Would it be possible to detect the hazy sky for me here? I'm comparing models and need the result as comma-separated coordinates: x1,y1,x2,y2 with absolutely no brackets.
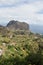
0,0,43,25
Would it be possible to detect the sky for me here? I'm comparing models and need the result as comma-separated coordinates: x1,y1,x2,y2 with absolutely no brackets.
0,0,43,25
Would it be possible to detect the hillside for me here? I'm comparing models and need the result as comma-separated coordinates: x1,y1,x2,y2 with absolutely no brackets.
0,21,43,65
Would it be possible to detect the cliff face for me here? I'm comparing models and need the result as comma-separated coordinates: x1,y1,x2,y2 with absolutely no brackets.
7,20,29,31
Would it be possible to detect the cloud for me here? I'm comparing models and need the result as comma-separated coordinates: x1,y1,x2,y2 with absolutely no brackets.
37,10,43,14
0,0,28,7
0,0,43,25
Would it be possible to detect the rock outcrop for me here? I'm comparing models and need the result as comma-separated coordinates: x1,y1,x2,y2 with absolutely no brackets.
7,20,29,31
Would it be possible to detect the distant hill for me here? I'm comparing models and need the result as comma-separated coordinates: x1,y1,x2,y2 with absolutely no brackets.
0,25,4,27
7,20,29,31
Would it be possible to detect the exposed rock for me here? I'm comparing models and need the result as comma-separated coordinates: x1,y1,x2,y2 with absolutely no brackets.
7,20,29,31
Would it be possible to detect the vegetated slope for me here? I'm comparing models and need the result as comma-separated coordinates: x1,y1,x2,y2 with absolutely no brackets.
0,26,8,34
7,20,29,31
0,29,43,65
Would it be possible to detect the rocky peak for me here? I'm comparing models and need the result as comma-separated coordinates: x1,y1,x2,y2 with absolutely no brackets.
7,20,29,31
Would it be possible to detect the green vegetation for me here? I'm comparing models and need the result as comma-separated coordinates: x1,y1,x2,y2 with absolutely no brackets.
0,30,43,65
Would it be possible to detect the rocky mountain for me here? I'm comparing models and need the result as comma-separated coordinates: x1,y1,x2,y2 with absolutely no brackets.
7,20,29,31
